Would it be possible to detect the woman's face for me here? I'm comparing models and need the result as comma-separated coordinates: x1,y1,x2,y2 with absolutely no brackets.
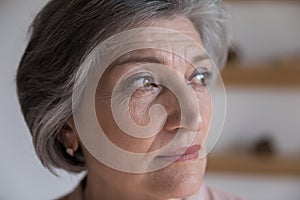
79,16,212,199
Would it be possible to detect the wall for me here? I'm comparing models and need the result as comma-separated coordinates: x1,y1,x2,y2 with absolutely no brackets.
227,1,300,62
214,87,300,156
207,2,300,199
0,1,82,199
0,0,299,199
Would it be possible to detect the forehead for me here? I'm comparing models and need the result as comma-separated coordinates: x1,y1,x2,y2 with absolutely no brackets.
111,48,210,69
97,16,206,68
97,17,210,83
105,16,208,69
147,16,203,45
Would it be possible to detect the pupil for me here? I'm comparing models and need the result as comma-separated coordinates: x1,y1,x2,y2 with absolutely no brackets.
196,74,205,85
143,78,151,87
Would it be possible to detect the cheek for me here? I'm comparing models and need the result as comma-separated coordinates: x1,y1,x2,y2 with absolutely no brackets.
128,95,154,126
196,89,212,130
95,92,156,153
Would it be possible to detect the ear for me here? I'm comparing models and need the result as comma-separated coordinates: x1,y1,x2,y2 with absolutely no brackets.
58,116,79,155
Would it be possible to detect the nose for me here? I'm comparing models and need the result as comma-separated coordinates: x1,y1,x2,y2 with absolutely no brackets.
158,79,203,133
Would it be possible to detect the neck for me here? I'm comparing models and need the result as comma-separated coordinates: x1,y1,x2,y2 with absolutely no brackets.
82,173,185,200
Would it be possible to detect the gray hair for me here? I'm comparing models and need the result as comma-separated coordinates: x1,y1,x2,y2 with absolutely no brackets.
16,0,230,174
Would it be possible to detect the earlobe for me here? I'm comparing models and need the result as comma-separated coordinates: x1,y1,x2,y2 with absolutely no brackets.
66,148,75,157
58,117,80,156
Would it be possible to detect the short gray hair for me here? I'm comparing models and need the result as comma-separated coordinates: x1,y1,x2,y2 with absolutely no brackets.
16,0,230,174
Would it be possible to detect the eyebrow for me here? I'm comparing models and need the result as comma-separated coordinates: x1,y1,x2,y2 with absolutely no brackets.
192,54,210,63
113,56,164,67
109,53,210,72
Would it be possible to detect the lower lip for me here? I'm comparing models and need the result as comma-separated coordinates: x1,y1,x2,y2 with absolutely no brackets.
157,151,199,163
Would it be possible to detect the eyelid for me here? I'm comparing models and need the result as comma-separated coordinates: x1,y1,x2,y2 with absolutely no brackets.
120,71,157,90
187,67,214,88
189,67,211,80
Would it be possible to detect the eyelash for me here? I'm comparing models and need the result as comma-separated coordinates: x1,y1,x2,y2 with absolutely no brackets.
122,73,160,98
188,68,213,89
123,68,212,97
131,75,160,97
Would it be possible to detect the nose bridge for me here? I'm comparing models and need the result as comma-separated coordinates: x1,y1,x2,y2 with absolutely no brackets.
160,75,202,132
176,82,202,131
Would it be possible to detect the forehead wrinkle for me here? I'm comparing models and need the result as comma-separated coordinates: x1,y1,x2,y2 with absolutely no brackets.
106,47,210,84
107,49,168,74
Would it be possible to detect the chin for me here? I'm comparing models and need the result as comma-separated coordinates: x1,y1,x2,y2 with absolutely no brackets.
167,173,202,199
145,159,206,199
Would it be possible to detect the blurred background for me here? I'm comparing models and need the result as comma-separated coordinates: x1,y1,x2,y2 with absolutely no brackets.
0,0,299,199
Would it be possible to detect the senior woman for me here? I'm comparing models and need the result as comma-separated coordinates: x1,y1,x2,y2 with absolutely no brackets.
16,0,243,199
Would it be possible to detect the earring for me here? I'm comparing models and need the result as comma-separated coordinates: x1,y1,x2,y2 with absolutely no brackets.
66,148,74,157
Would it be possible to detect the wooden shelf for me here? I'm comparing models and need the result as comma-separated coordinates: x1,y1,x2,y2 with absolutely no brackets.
206,153,300,176
221,61,300,88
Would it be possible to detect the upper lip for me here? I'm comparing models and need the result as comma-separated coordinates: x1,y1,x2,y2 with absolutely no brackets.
158,144,201,157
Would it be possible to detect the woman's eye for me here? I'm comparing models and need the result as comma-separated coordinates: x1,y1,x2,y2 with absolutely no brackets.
133,77,154,89
130,76,160,97
189,69,212,88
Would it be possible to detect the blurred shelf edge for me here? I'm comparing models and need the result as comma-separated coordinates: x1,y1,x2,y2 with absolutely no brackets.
206,153,300,176
221,60,300,88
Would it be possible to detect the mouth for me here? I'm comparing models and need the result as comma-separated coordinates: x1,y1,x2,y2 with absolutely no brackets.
155,144,201,163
